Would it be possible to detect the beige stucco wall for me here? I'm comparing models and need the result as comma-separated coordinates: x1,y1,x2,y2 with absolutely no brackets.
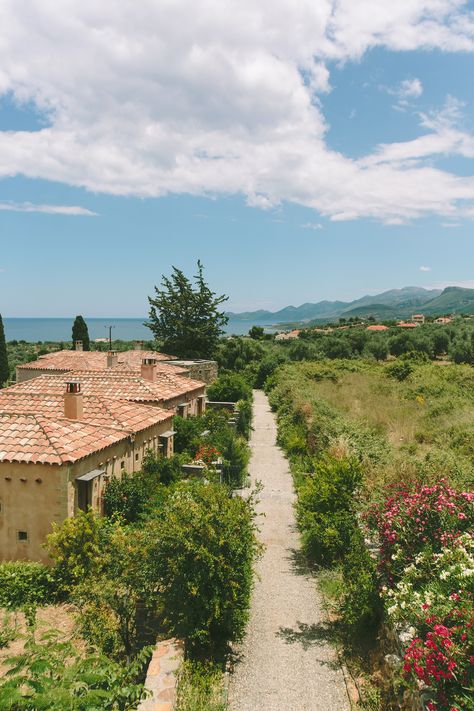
161,387,206,416
0,419,173,564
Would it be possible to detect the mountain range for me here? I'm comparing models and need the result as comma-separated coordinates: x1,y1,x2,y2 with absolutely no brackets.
227,286,474,327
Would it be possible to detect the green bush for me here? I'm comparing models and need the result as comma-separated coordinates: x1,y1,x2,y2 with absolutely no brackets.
103,453,183,522
386,360,413,381
176,661,226,711
296,457,362,564
46,509,107,591
235,399,252,439
147,480,259,657
0,562,58,609
218,430,250,488
207,373,252,403
0,625,150,709
339,527,382,643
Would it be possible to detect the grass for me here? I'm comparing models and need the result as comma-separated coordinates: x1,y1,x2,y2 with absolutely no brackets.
176,661,227,711
270,359,474,495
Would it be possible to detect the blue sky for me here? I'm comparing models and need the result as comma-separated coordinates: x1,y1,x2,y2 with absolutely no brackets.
1,2,474,316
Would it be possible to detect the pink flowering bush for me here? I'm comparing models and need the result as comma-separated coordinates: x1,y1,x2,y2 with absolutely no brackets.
402,591,473,711
365,481,473,584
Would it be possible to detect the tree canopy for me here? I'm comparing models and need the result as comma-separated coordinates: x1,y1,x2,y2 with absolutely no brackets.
146,261,228,358
0,314,9,387
71,315,90,351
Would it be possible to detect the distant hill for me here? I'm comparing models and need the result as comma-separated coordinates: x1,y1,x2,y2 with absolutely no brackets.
421,286,474,315
227,286,446,327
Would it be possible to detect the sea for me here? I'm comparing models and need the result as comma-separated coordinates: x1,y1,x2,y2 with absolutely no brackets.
2,317,265,342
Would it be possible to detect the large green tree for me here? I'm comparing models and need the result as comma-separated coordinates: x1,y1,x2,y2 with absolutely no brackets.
0,314,9,387
146,261,228,358
71,315,90,351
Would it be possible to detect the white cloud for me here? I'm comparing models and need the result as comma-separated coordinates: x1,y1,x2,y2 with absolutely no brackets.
0,201,97,216
419,265,431,272
301,222,323,230
399,78,423,98
0,1,473,223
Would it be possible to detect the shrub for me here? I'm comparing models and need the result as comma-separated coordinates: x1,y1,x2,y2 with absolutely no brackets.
0,562,58,609
173,415,207,455
0,625,150,709
235,399,252,439
402,592,473,711
103,472,149,523
386,360,413,381
207,373,252,403
176,661,226,711
296,457,362,564
365,481,474,584
218,430,250,488
46,508,107,590
339,528,382,643
103,453,183,522
147,480,259,657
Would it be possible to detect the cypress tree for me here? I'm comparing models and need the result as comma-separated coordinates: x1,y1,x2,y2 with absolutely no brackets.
0,314,9,387
71,315,90,351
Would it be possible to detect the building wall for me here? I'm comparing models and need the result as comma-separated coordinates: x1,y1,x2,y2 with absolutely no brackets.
16,367,68,383
0,420,173,563
161,387,206,416
164,360,218,384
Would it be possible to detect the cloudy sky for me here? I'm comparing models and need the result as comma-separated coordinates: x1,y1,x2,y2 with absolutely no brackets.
1,0,474,316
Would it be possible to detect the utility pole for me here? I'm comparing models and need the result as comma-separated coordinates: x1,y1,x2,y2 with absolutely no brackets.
105,325,115,350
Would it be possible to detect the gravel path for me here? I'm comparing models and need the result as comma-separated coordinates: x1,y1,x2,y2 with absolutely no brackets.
227,390,349,711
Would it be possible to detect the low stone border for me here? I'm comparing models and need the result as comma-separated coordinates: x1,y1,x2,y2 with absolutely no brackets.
137,638,184,711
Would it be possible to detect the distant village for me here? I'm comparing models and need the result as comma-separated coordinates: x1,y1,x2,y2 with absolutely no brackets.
274,313,453,340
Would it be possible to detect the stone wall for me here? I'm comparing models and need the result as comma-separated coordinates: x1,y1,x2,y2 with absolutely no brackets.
137,638,184,711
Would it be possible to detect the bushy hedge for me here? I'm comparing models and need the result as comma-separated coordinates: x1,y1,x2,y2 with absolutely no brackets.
339,528,382,643
207,373,252,403
0,562,58,609
147,480,260,657
296,456,362,564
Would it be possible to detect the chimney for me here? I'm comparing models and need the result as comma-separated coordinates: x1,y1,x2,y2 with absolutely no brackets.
107,350,118,368
64,381,83,420
134,341,144,351
74,340,83,351
141,357,157,382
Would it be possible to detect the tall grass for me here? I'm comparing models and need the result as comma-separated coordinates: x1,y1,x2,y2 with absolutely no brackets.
176,661,227,711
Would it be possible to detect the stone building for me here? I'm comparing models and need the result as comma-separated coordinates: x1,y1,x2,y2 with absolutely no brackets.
0,382,175,563
10,359,207,416
16,346,218,385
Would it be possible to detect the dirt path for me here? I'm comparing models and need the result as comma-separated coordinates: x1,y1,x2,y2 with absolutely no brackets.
227,390,349,711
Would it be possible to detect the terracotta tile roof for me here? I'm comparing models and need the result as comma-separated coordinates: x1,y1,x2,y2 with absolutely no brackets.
9,370,205,404
397,322,418,328
366,325,389,331
0,412,132,465
0,392,173,433
17,349,178,372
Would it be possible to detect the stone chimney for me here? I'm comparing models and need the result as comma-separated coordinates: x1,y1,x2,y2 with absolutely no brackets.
107,350,118,368
74,340,83,351
141,357,157,382
64,381,83,420
134,341,144,351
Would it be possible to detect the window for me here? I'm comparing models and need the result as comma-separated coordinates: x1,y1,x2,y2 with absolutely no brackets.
135,453,139,461
120,461,125,470
17,530,28,541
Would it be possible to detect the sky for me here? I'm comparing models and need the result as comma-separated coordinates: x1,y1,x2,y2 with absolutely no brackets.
1,1,474,316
